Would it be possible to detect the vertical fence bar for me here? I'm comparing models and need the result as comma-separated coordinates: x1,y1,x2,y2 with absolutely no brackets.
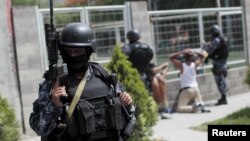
198,11,204,48
241,2,249,65
80,8,86,24
123,5,129,43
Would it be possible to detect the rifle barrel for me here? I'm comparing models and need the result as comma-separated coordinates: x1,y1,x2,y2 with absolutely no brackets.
49,0,54,29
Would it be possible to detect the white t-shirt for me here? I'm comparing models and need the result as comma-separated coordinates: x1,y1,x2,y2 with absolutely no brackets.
180,62,198,88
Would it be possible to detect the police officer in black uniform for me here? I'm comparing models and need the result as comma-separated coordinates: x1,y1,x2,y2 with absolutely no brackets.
122,30,172,119
30,23,135,141
203,25,229,105
122,30,154,91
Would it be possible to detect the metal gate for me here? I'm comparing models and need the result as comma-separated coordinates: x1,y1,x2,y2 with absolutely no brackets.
37,5,246,76
149,7,245,75
37,5,127,71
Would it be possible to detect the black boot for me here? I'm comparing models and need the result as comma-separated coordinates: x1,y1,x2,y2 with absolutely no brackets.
215,97,227,105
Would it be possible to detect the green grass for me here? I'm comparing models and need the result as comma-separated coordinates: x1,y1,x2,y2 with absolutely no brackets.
191,107,250,132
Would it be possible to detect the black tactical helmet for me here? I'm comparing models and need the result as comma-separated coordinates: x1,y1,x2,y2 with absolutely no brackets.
127,30,141,43
60,23,96,52
210,25,221,37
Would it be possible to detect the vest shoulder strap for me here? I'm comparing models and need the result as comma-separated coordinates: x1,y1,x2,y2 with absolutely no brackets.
89,62,110,81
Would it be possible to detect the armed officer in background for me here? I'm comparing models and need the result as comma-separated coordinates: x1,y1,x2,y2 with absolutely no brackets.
122,30,154,91
122,30,171,119
203,24,229,105
30,23,135,141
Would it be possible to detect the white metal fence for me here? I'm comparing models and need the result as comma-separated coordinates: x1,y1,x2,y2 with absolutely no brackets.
37,5,246,77
84,6,128,62
149,7,245,76
37,5,127,70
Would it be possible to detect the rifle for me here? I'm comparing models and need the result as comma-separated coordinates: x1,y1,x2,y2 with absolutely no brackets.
44,0,68,102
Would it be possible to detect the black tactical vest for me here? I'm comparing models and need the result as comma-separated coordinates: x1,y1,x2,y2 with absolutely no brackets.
59,63,128,141
209,36,229,60
128,42,154,74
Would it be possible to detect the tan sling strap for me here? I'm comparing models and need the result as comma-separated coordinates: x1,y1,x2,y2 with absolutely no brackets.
66,72,88,121
54,72,88,140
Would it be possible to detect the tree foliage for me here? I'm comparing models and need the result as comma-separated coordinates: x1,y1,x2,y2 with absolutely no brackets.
0,95,20,141
156,0,216,10
64,0,123,7
12,0,38,6
101,0,123,5
107,45,158,141
64,0,86,7
12,0,123,7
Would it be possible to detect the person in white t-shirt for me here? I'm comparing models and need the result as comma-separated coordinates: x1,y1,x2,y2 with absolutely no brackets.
169,48,210,113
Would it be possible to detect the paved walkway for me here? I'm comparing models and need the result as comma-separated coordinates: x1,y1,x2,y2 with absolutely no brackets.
152,92,250,141
21,92,250,141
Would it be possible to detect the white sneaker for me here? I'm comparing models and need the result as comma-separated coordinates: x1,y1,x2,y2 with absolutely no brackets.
160,112,172,119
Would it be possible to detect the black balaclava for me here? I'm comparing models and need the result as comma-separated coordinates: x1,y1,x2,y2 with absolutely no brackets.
62,48,91,74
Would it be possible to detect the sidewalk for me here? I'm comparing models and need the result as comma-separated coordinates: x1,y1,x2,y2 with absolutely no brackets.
21,92,250,141
152,92,250,141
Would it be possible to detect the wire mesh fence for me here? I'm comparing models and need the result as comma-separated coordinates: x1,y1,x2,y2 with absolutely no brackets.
85,6,126,61
39,6,126,66
38,4,245,77
149,7,245,75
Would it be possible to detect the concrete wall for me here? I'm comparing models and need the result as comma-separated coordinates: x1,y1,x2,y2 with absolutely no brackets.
167,67,250,106
126,1,153,48
0,0,23,132
13,6,44,135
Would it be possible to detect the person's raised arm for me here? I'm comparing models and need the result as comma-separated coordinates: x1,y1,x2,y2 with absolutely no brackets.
193,51,206,68
169,50,185,70
151,62,168,74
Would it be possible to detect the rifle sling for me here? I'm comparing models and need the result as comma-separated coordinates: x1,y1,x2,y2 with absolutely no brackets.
66,72,88,121
54,72,88,139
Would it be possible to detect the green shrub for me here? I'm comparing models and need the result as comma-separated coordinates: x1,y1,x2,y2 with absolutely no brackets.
0,95,20,141
12,0,39,6
107,45,158,141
